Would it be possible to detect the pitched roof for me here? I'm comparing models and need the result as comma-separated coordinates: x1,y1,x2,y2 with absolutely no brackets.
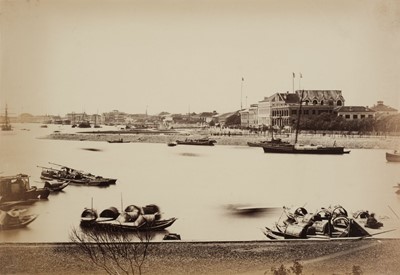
370,101,398,112
199,112,215,117
282,93,299,104
297,90,344,101
335,106,375,113
217,111,238,119
269,92,299,103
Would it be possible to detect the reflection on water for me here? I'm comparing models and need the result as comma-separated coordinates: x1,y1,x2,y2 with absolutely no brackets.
178,152,201,157
1,123,400,242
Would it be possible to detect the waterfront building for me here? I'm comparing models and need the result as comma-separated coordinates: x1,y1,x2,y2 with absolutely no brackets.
370,101,398,116
270,92,299,128
103,110,128,125
334,106,375,120
248,104,258,127
66,112,90,125
288,90,345,122
256,90,346,128
199,112,217,125
300,90,344,107
215,111,238,127
239,104,258,128
257,97,272,126
239,109,249,127
90,114,103,125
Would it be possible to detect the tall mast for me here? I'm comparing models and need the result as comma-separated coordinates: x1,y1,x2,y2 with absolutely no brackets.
294,90,304,144
5,104,8,126
2,104,12,130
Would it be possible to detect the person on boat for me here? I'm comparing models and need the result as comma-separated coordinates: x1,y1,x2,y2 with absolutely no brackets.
365,213,383,229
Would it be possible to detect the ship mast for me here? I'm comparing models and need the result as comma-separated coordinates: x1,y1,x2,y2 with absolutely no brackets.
2,104,12,131
5,104,9,126
294,90,304,144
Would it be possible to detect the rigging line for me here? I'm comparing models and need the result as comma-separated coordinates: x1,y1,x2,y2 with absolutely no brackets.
388,205,400,220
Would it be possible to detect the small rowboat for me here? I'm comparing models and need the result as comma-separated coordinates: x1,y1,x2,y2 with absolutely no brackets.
0,209,38,230
386,151,400,162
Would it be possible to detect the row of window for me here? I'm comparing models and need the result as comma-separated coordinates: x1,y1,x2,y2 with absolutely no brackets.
339,114,373,119
304,100,343,106
271,109,333,117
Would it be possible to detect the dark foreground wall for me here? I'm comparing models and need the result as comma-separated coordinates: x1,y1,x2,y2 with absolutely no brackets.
1,239,400,274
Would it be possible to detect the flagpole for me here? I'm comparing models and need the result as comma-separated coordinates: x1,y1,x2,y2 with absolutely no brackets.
240,77,244,110
292,73,295,93
299,73,302,90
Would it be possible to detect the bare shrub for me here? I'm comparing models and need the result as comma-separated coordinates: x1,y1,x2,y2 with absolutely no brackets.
70,226,153,275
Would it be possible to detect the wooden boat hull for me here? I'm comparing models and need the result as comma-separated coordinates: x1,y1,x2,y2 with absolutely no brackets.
176,141,215,146
248,139,289,147
44,180,69,192
40,174,110,187
176,138,217,146
80,204,176,231
262,144,348,155
264,205,373,240
82,217,177,231
0,188,50,202
386,152,400,162
0,214,38,230
247,142,264,147
111,218,177,231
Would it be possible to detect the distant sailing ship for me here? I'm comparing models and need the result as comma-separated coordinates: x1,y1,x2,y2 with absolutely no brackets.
1,104,12,131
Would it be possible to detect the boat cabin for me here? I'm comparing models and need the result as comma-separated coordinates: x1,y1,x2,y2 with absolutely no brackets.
0,174,31,200
0,174,49,202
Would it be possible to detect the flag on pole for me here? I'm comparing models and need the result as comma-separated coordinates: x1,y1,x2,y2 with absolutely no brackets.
242,77,244,81
300,73,302,78
292,72,295,78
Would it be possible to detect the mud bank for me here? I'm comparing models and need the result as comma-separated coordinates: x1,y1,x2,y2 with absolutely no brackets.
43,131,400,150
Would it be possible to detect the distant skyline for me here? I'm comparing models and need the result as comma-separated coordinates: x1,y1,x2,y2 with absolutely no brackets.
1,0,399,116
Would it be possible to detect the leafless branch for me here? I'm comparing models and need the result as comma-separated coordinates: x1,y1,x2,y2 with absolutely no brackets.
70,226,153,275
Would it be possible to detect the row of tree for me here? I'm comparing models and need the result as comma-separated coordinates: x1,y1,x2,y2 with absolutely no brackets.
224,112,400,134
297,113,400,134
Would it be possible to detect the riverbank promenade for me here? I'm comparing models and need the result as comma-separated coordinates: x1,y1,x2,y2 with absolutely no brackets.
1,239,400,274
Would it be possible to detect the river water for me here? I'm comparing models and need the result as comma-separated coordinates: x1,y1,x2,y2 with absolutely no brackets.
1,123,400,242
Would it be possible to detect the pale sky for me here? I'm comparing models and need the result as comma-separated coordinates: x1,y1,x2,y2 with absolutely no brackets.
1,0,399,116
